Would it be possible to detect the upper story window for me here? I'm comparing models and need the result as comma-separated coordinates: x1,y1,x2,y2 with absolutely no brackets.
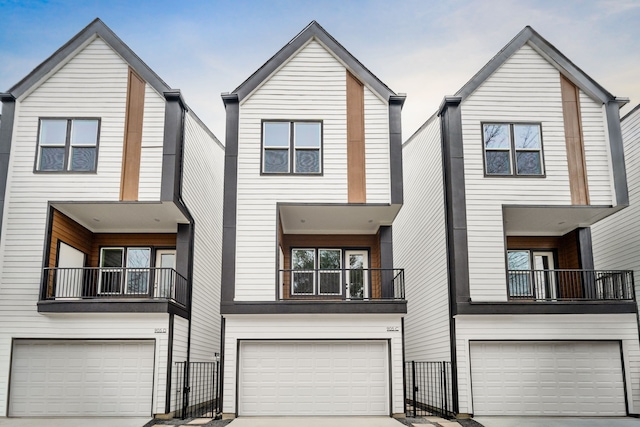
36,118,100,172
262,121,322,174
483,123,544,177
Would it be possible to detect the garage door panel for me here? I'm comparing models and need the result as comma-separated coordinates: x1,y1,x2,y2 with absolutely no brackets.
471,341,625,416
239,341,388,416
9,340,154,417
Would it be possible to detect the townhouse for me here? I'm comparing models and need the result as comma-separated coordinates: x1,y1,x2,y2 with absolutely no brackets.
219,21,407,417
0,19,224,417
394,26,640,417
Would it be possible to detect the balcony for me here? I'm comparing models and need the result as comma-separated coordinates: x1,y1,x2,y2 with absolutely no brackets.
507,269,635,302
277,268,405,301
39,267,188,314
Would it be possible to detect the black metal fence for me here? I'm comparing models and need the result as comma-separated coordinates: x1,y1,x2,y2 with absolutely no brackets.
405,361,455,419
174,361,221,419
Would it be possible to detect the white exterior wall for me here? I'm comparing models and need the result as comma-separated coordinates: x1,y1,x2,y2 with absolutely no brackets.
182,111,224,361
235,39,390,301
138,84,166,201
222,314,404,415
170,316,189,412
364,86,391,203
593,107,640,290
0,313,171,416
0,36,177,416
461,43,615,302
394,116,450,362
454,314,640,414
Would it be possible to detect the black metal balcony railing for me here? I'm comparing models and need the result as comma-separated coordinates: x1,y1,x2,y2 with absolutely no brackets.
507,269,635,301
42,267,188,306
277,268,405,300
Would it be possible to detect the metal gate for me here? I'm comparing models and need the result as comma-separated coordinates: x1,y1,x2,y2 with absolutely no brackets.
405,361,455,419
175,361,221,419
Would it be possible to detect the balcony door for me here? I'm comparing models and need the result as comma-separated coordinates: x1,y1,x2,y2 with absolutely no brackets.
345,250,368,299
533,251,557,299
155,249,176,298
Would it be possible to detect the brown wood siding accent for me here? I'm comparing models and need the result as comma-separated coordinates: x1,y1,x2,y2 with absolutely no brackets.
560,75,590,205
120,67,146,201
281,233,380,298
90,233,176,267
47,209,94,296
346,71,366,203
507,231,583,298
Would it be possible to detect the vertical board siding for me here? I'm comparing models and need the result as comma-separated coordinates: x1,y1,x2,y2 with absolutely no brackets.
393,116,451,362
236,39,391,301
0,37,170,415
120,68,146,201
346,71,366,203
138,84,166,201
222,314,405,415
461,43,615,302
181,111,224,361
454,314,640,414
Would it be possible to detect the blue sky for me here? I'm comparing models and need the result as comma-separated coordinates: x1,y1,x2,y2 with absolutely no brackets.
1,0,639,138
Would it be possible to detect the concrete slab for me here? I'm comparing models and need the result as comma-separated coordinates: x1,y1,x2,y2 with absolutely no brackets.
228,417,405,427
474,417,640,427
0,418,151,427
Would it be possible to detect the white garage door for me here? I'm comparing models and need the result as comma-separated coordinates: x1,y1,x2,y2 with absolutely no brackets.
470,341,626,416
10,340,155,417
239,341,388,416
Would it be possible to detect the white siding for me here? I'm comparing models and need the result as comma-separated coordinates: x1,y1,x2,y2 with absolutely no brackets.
170,316,189,412
593,106,640,291
235,39,391,300
222,314,405,416
364,86,390,203
461,43,616,301
0,314,170,416
138,84,165,201
394,115,450,362
454,314,640,414
182,111,224,361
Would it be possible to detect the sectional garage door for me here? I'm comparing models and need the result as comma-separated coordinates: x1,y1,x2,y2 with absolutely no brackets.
239,341,388,416
470,341,626,416
9,340,155,417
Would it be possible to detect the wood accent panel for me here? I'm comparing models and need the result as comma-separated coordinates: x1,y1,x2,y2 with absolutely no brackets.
346,71,366,203
560,75,590,205
281,234,380,298
49,210,93,269
120,67,146,201
90,233,176,267
506,236,560,250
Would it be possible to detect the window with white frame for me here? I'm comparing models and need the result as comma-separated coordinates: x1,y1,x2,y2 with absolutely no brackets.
483,123,544,176
36,118,100,172
291,248,341,295
262,121,322,174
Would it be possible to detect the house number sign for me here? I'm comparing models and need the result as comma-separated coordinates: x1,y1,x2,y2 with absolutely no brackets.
386,326,399,332
155,328,167,334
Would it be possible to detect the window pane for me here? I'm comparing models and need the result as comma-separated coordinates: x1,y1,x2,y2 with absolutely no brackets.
101,249,124,268
39,147,65,171
293,272,314,294
294,122,321,148
71,120,98,146
126,248,150,295
483,124,510,148
485,151,511,175
319,272,340,294
264,149,289,173
292,249,315,270
264,122,290,147
70,147,96,171
514,124,540,149
40,120,67,146
516,151,542,175
509,272,532,297
319,250,341,269
295,149,320,173
127,248,151,268
508,251,530,270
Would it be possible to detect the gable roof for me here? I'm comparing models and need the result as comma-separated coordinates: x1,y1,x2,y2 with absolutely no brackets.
455,25,626,106
7,18,172,99
231,21,397,102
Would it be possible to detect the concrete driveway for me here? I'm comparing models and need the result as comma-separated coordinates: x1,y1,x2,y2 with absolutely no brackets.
0,418,151,427
227,417,405,427
474,417,640,427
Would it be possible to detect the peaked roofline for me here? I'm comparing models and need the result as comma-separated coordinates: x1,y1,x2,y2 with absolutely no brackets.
7,18,172,99
454,25,621,105
231,20,397,102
